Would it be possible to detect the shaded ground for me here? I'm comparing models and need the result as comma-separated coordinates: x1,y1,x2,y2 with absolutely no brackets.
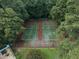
16,18,57,48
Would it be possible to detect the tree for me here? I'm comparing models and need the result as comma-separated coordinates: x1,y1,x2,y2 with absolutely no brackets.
0,0,57,19
0,0,30,20
57,0,79,59
50,0,68,25
25,0,56,18
0,8,24,48
57,0,79,42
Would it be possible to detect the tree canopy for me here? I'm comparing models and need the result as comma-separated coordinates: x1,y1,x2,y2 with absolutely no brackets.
0,8,24,47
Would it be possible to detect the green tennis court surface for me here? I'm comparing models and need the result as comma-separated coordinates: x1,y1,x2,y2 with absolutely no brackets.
22,18,57,48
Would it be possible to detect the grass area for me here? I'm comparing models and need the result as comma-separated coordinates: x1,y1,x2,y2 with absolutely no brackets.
16,48,58,59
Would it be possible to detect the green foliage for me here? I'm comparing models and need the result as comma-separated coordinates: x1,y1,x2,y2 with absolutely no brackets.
0,8,24,47
24,0,56,18
68,47,79,59
0,0,56,19
59,44,79,59
50,0,68,24
0,0,30,20
57,15,79,58
57,0,79,59
57,0,79,41
58,39,75,59
12,0,30,20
